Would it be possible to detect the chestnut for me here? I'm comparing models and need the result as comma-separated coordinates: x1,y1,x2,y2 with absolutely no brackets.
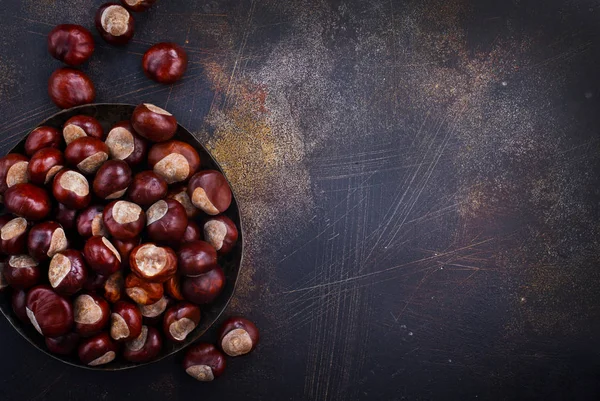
125,273,163,305
182,266,225,305
218,317,259,357
4,183,51,221
48,67,95,109
93,160,132,199
203,215,239,255
110,300,142,342
28,148,64,185
52,169,91,210
0,154,29,194
26,285,74,337
95,3,134,46
131,103,177,142
130,243,177,283
0,215,29,255
25,126,62,156
78,332,117,366
65,137,109,175
146,199,188,243
183,343,226,382
168,185,200,218
4,255,40,289
83,236,121,276
112,237,140,268
48,250,87,295
63,115,105,144
164,275,184,301
104,271,124,303
73,292,110,337
139,295,169,324
105,121,147,166
83,271,108,292
187,170,232,215
148,140,200,184
123,326,162,363
162,302,200,343
120,0,157,12
47,24,95,66
77,205,108,238
103,200,146,240
127,171,167,207
55,203,77,231
11,288,30,324
177,240,217,277
142,43,188,84
27,221,68,261
182,221,201,243
45,332,80,355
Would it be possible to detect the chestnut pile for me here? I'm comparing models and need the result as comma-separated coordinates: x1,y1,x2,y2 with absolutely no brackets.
0,103,248,373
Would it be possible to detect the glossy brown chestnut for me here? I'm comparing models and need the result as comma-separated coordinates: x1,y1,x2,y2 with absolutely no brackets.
182,266,225,305
48,68,95,109
45,332,80,355
48,249,87,295
63,115,105,144
104,270,124,303
65,137,109,175
0,154,29,195
125,273,163,305
105,121,147,166
164,275,184,301
203,215,239,255
148,140,199,184
142,42,188,84
26,285,74,337
24,126,62,157
218,316,259,357
27,221,68,261
93,160,132,200
73,292,110,337
4,183,51,221
131,103,177,142
112,237,140,268
103,200,146,240
47,24,94,66
83,236,122,276
123,325,162,363
83,271,108,292
182,221,201,244
183,343,226,382
146,199,188,243
126,171,167,207
52,169,91,210
11,288,29,324
4,255,40,289
162,302,200,343
130,243,177,283
28,148,64,185
78,332,117,366
177,240,217,277
95,3,135,46
55,203,77,231
76,205,107,238
110,300,142,342
187,170,232,215
139,295,170,325
120,0,157,12
167,185,200,219
0,215,29,255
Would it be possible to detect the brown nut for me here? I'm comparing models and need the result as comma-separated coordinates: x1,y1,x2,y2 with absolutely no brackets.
76,205,108,238
4,255,40,289
177,240,217,277
142,43,188,84
104,271,124,303
126,171,167,207
55,203,77,231
73,292,110,337
11,288,30,324
78,332,117,366
83,236,122,276
146,199,188,243
112,237,140,268
93,160,132,199
28,148,64,185
47,24,95,66
48,68,95,109
162,301,200,343
131,103,177,142
187,170,232,215
27,221,68,261
181,266,225,305
123,325,162,363
103,200,145,240
45,332,80,355
183,343,226,381
182,221,201,244
148,140,200,184
139,295,170,325
83,271,108,292
26,285,74,337
52,169,91,210
95,3,135,46
218,316,259,357
130,243,177,283
203,215,239,255
110,300,142,342
0,215,29,255
167,185,200,219
5,183,51,220
25,126,62,156
48,250,87,295
0,154,29,195
164,275,184,301
63,115,105,144
125,273,163,305
65,137,109,175
105,121,148,166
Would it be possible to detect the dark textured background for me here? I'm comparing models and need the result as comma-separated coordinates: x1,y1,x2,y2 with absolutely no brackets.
1,0,600,400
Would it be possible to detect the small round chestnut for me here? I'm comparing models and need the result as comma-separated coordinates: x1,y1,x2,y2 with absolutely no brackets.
123,325,162,363
203,215,239,255
27,221,68,261
146,199,188,243
0,215,29,255
139,295,170,325
48,250,87,295
48,68,95,109
110,300,142,342
142,43,188,84
105,121,148,166
93,160,132,200
4,183,51,221
45,332,80,355
83,236,122,276
127,171,167,207
11,288,30,324
52,169,91,210
63,115,105,144
26,285,74,337
65,137,109,175
177,240,217,277
187,170,232,215
47,24,94,66
4,255,40,289
162,302,200,343
183,343,226,382
164,275,184,301
104,270,124,303
78,332,117,366
182,266,225,305
73,292,110,337
130,243,177,283
95,3,135,46
131,103,177,142
28,148,64,185
112,237,140,268
55,203,77,231
103,200,146,240
148,140,200,184
24,126,62,156
168,185,200,219
182,221,202,244
218,317,259,357
76,205,108,238
125,273,163,305
120,0,157,12
0,154,29,195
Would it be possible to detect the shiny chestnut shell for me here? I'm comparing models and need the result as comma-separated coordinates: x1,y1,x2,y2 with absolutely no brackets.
4,255,40,289
177,240,217,277
129,243,177,283
142,42,188,84
24,126,62,156
76,205,108,238
73,293,110,337
131,103,177,142
47,24,95,66
83,236,122,276
52,169,91,210
0,215,29,255
0,154,29,195
103,200,146,240
95,3,135,46
183,343,226,381
48,249,87,295
110,300,142,342
78,332,117,366
148,140,200,184
27,148,64,185
146,199,188,243
127,171,168,207
182,221,202,243
45,332,80,355
218,316,259,357
104,271,124,303
181,266,225,305
124,273,163,305
112,237,140,268
162,302,201,342
48,68,96,109
123,325,162,363
105,121,148,166
26,285,74,337
167,185,200,219
93,160,132,199
55,203,78,231
4,183,51,221
139,296,170,325
187,170,232,215
27,221,68,261
64,136,109,175
63,115,105,144
203,215,239,255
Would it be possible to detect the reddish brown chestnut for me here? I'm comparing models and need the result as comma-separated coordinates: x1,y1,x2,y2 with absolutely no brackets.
146,199,188,243
11,288,29,324
78,332,117,366
164,275,184,301
24,126,62,157
83,271,108,292
83,236,121,276
48,250,87,295
168,185,200,218
110,300,142,342
120,0,157,12
4,255,40,289
182,266,225,305
218,317,259,357
131,103,177,142
162,302,200,343
45,332,80,355
203,215,239,255
63,115,105,144
104,271,124,303
55,203,77,231
123,325,162,363
130,243,177,283
4,183,51,221
125,274,163,305
112,237,139,268
95,3,135,46
26,285,74,337
139,295,170,324
187,170,232,215
142,43,188,84
76,205,107,238
0,215,29,255
0,154,29,195
177,240,217,277
48,68,95,109
73,292,110,337
105,121,147,166
52,169,91,210
28,221,68,261
183,343,226,382
28,148,64,185
103,200,145,240
47,24,94,66
127,171,167,207
65,137,109,175
93,160,132,200
182,221,201,244
148,140,199,184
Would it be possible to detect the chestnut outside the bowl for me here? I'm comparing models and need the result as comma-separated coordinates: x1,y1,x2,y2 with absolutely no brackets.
0,104,244,371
